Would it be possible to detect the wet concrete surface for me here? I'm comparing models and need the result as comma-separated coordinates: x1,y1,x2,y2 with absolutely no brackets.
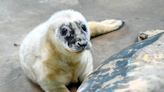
0,0,164,92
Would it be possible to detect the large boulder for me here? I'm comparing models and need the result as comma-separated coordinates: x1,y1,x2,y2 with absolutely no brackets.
77,30,164,92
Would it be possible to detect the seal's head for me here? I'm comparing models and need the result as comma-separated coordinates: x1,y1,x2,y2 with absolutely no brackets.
49,10,91,53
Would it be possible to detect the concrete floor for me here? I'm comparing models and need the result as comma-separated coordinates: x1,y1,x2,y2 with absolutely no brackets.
0,0,164,92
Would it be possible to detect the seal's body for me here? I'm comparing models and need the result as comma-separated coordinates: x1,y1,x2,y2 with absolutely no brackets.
19,10,123,92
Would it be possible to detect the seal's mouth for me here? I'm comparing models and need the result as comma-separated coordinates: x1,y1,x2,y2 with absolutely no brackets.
65,41,91,52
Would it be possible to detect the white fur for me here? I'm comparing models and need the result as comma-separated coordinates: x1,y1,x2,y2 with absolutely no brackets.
19,10,93,92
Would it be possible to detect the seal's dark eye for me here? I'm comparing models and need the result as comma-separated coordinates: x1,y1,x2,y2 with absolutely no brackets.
60,27,68,36
81,24,87,32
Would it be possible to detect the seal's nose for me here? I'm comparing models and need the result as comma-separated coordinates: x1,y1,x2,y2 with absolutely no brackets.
75,37,91,50
77,41,87,48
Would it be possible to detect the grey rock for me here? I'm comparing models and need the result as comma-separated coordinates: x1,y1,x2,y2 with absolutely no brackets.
78,32,164,92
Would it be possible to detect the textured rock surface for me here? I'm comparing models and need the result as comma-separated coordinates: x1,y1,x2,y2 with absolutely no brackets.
77,32,164,92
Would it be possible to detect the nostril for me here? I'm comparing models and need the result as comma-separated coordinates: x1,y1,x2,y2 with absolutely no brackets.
77,42,87,47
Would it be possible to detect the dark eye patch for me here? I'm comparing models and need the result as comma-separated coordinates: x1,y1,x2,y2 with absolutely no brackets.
81,24,87,32
60,24,70,36
60,27,68,36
